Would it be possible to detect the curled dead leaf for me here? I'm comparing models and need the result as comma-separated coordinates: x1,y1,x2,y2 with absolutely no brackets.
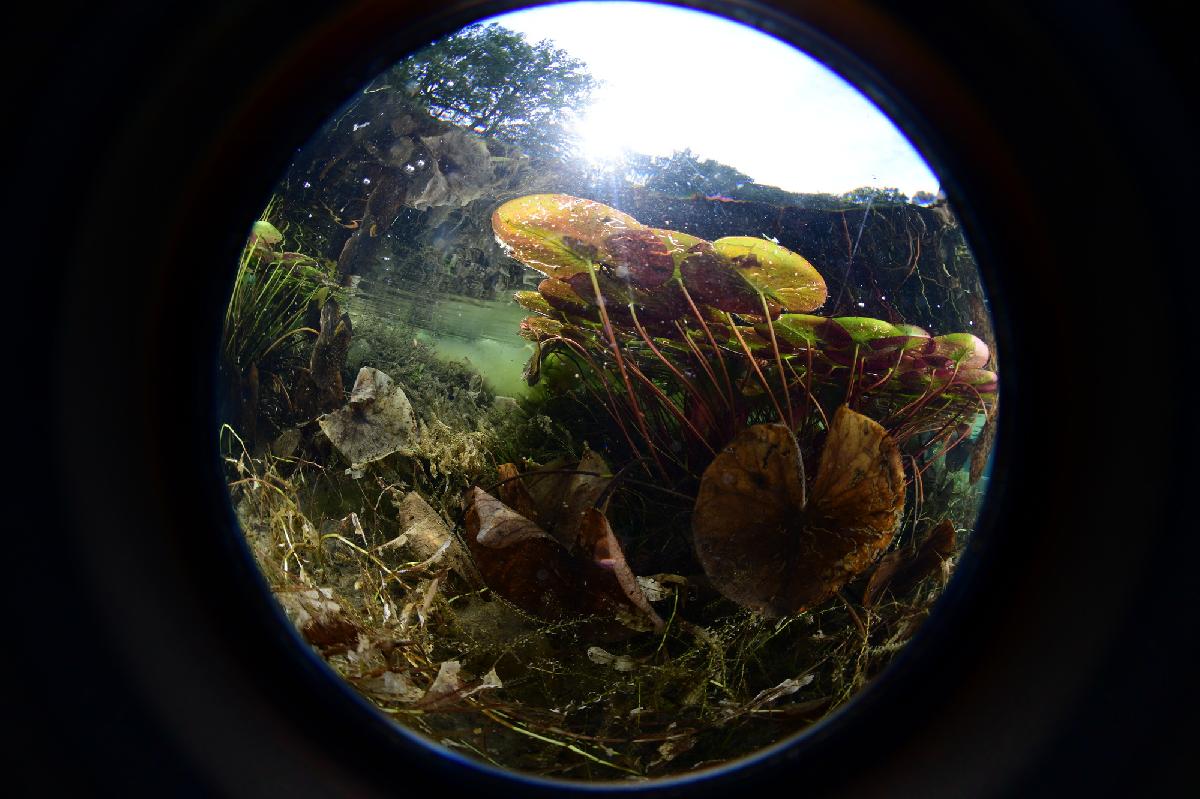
863,519,957,607
693,405,904,615
462,454,663,633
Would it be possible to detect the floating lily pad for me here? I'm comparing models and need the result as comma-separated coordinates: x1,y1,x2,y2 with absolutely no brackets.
251,219,283,245
492,194,640,279
518,315,565,342
712,236,827,312
693,406,905,616
648,227,706,271
603,228,676,288
680,247,781,316
537,277,599,321
829,317,904,345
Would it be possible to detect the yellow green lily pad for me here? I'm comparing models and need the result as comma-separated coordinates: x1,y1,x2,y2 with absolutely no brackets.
713,236,827,312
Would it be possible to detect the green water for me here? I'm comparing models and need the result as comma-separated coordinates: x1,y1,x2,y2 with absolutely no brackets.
350,278,535,397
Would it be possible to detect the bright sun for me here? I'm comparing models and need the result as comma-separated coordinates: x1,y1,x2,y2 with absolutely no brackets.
574,97,638,165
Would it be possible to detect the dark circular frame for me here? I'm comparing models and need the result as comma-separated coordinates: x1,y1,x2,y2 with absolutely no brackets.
25,0,1193,795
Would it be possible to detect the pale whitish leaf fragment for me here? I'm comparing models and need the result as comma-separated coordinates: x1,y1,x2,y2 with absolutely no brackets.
635,576,671,602
361,670,424,702
587,646,614,665
424,660,463,701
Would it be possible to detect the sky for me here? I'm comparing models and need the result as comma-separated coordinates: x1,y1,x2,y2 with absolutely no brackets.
489,2,940,197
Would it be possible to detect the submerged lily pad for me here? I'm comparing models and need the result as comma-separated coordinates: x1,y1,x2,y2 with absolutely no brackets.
492,193,640,279
922,332,990,369
514,289,553,315
712,236,827,312
693,406,905,616
762,313,826,350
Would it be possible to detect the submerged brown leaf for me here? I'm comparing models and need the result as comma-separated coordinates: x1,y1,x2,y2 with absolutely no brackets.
863,519,957,607
462,454,661,632
693,406,904,615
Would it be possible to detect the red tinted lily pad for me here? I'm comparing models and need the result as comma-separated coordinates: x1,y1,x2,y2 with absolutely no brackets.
693,406,905,615
712,236,828,312
679,246,781,316
603,228,676,288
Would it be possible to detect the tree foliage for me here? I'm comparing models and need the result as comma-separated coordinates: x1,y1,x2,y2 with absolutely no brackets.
391,23,597,159
626,149,755,197
839,186,910,206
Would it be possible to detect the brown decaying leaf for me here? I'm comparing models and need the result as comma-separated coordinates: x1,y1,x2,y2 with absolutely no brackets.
496,462,539,523
693,405,905,616
863,519,957,608
519,450,612,550
465,485,608,621
274,587,360,651
578,508,665,631
462,453,662,632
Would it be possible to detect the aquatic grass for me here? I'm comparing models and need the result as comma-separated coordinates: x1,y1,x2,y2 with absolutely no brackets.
221,206,339,376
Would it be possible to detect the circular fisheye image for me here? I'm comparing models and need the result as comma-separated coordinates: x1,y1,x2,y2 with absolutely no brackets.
218,1,997,781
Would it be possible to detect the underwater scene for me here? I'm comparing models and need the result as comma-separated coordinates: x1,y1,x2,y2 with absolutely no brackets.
220,4,997,781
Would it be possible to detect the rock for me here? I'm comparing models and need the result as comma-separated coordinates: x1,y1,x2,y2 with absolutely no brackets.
268,427,301,458
492,395,520,414
318,367,418,473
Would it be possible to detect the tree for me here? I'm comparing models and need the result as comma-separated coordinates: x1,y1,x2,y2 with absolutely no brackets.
839,186,910,206
627,149,755,197
391,23,597,159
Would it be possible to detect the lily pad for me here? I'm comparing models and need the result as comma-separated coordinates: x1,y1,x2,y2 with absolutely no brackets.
693,406,905,615
679,247,781,316
761,313,826,350
648,227,707,272
712,237,827,312
538,277,600,322
251,219,283,245
603,228,676,288
829,317,904,346
518,315,565,342
492,193,640,280
863,519,956,608
514,290,553,315
922,333,990,369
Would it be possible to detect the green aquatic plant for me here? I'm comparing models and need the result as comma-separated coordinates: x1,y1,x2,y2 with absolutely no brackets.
487,193,997,618
493,193,996,482
223,222,338,373
221,206,342,441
